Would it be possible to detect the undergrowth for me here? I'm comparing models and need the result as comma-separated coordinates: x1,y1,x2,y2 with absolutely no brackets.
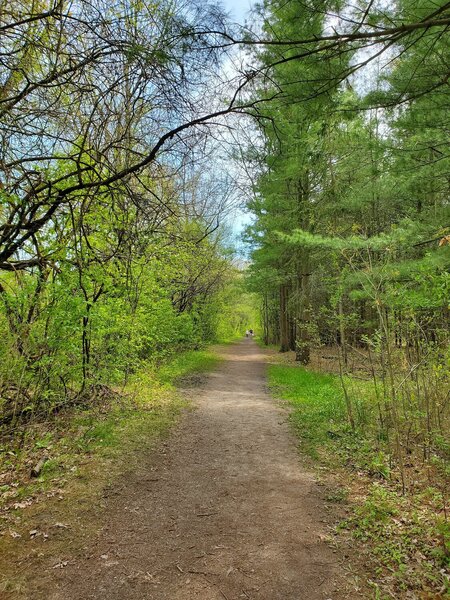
268,363,449,599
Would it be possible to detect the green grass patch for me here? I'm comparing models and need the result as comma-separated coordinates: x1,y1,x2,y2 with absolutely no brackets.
268,364,350,459
267,364,388,472
156,348,220,385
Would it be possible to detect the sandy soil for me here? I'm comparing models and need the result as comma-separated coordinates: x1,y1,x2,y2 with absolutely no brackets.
28,340,355,599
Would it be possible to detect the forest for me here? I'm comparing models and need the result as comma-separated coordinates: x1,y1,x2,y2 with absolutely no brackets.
246,0,449,479
0,0,256,430
0,0,449,598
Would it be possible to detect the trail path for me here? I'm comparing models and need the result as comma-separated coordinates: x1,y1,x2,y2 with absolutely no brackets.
47,340,351,599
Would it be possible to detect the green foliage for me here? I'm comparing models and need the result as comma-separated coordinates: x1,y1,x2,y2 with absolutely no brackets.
245,0,450,367
268,364,347,457
0,0,248,430
215,278,260,342
353,484,399,533
0,187,239,426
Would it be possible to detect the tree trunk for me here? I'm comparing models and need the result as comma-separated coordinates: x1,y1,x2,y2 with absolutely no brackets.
338,296,348,366
295,264,311,364
279,284,290,352
262,293,269,345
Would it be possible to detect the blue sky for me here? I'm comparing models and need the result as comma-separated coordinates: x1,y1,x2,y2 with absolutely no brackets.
222,0,254,23
219,0,256,247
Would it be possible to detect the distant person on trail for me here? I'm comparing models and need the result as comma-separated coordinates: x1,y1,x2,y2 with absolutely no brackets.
249,329,254,337
245,329,250,338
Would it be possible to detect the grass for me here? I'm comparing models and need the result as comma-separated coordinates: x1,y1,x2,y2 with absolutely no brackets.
268,361,450,599
156,348,221,385
268,364,353,459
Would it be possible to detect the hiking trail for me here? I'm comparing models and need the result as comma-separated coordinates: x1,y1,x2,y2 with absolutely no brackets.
39,340,354,599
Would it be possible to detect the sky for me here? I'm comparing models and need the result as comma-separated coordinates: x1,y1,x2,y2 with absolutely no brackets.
218,0,256,247
222,0,254,23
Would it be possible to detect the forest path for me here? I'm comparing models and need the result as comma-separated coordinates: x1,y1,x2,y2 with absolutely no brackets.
46,339,350,599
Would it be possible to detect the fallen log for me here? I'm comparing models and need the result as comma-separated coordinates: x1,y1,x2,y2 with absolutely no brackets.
31,456,48,478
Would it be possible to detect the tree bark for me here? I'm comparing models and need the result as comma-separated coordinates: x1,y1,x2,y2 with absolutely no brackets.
279,284,290,352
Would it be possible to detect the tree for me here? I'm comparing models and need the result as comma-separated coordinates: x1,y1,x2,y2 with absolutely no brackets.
246,0,349,360
0,0,266,272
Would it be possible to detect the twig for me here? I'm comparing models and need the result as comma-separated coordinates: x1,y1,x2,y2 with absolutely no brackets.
187,569,221,576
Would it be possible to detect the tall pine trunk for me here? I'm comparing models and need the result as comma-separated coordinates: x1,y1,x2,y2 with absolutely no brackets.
279,284,290,352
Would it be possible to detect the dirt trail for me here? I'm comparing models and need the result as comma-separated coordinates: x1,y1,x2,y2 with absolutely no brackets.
43,340,352,599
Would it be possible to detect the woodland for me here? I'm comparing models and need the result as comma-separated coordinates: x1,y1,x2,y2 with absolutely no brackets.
0,0,449,596
246,0,450,496
0,0,256,430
